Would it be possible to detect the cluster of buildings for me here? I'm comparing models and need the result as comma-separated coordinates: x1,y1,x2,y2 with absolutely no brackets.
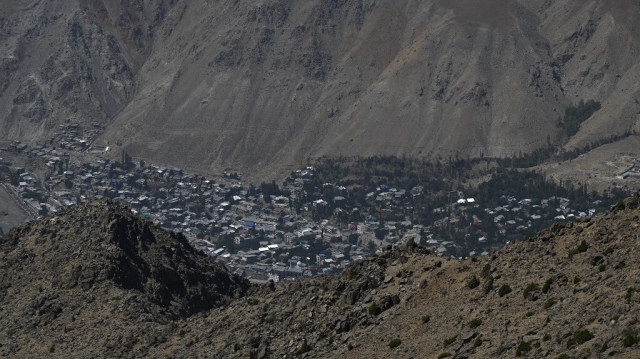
5,141,66,164
0,140,617,282
1,148,376,281
616,162,640,180
51,122,104,152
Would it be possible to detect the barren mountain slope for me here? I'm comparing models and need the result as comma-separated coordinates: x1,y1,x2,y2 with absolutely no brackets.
151,192,640,358
0,199,249,358
2,0,640,180
0,0,188,143
2,192,640,357
91,0,640,179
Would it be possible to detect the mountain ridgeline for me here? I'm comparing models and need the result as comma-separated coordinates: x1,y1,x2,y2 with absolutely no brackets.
0,200,248,357
2,192,640,357
1,0,640,180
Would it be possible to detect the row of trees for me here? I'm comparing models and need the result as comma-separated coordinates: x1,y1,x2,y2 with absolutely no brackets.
305,153,629,255
557,99,602,138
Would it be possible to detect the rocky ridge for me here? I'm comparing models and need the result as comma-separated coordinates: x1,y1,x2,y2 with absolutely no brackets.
2,193,640,357
0,199,248,358
161,192,640,358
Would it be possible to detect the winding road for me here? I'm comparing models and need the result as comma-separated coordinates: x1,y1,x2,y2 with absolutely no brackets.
0,182,38,220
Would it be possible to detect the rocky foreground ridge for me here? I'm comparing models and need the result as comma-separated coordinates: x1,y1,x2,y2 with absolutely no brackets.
2,194,640,358
0,200,248,357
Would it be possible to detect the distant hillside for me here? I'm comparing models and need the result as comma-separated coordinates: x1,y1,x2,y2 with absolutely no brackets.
1,0,640,181
2,193,640,357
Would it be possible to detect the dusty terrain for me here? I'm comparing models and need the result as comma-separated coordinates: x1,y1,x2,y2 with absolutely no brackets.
539,135,640,193
1,1,640,182
0,200,249,358
0,185,31,232
2,193,640,358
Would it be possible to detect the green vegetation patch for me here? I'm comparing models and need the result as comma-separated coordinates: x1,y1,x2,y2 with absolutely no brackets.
544,298,557,309
600,342,608,352
481,264,492,278
498,284,512,297
368,302,382,316
625,287,637,304
515,341,532,356
296,338,311,355
467,275,480,289
443,335,457,347
388,338,402,349
523,283,540,300
623,330,638,347
468,318,483,329
567,329,594,348
613,200,626,212
568,240,589,258
557,100,601,138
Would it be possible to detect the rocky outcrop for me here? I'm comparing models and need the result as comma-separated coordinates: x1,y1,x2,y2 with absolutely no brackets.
0,199,248,358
